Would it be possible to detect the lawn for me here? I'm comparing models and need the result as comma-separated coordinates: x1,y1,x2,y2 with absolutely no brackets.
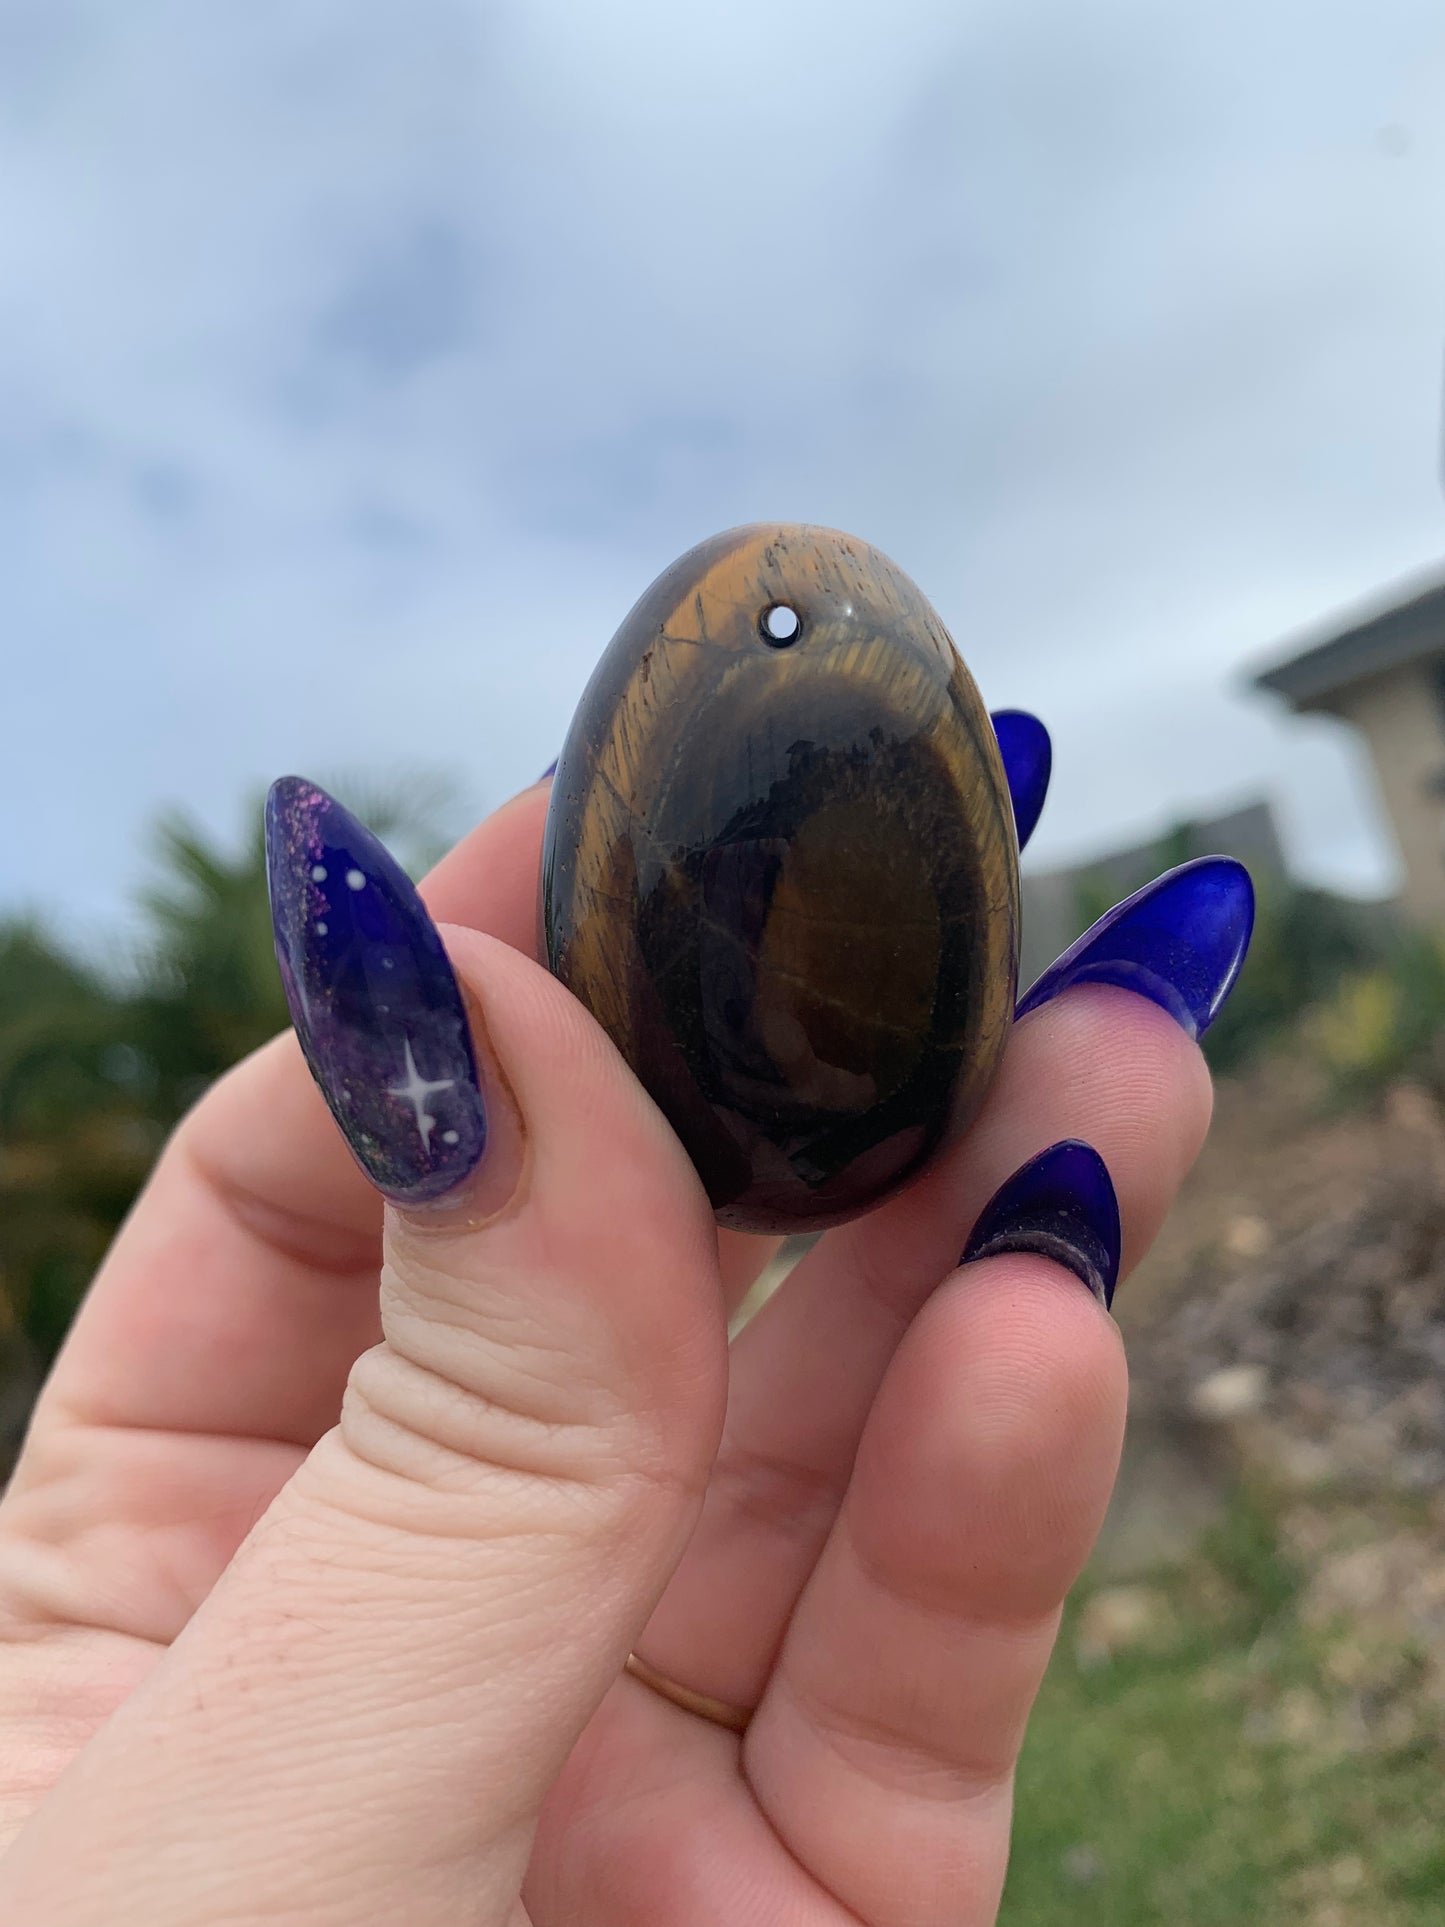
1001,1494,1445,1926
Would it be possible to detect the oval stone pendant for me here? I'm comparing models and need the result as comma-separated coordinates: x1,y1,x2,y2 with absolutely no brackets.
541,523,1020,1234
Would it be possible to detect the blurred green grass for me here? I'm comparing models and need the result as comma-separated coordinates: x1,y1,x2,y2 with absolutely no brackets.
1003,1493,1444,1925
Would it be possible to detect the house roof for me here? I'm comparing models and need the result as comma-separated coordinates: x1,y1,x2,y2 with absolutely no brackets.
1253,561,1445,710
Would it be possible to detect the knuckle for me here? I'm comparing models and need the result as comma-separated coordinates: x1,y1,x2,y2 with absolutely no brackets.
708,1439,845,1543
341,1340,613,1499
779,1667,1016,1805
321,1332,702,1556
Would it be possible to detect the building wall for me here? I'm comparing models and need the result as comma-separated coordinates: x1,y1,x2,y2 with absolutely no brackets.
1332,662,1445,923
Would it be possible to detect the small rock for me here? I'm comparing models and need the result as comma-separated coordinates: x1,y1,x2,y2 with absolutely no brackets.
1307,1542,1396,1620
1384,1081,1440,1135
1075,1585,1167,1666
1329,1852,1367,1893
1273,1685,1329,1747
1061,1844,1105,1887
1270,1432,1342,1490
1223,1212,1271,1258
1191,1363,1269,1422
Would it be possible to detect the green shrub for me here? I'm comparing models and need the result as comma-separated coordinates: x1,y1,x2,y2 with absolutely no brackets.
1305,929,1445,1099
0,781,458,1369
1203,878,1386,1074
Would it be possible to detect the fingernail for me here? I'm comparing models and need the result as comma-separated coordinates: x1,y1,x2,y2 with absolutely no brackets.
962,1139,1121,1307
539,758,558,780
1015,855,1254,1040
990,709,1051,852
265,777,488,1204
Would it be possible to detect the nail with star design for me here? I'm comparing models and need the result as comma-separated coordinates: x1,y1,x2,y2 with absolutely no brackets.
265,777,488,1204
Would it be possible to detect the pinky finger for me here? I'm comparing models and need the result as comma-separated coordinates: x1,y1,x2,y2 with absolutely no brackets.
742,1155,1128,1927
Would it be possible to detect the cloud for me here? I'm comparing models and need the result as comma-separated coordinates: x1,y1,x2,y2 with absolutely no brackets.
3,0,1445,945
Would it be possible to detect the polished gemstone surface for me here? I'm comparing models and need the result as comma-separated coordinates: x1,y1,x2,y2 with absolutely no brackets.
541,523,1020,1233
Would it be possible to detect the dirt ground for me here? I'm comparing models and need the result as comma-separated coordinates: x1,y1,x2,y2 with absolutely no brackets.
1100,1046,1445,1739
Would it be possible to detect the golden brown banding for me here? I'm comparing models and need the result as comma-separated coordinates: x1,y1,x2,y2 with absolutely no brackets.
542,524,1019,1234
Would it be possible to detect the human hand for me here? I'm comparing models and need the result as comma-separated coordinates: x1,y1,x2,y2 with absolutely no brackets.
0,746,1250,1925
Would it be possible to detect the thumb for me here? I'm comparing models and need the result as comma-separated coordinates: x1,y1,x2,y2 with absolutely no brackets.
0,782,728,1927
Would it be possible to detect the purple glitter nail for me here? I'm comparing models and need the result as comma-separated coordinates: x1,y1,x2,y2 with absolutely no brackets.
265,777,487,1203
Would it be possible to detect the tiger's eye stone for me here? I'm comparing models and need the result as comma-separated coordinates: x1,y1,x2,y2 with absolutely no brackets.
540,523,1020,1234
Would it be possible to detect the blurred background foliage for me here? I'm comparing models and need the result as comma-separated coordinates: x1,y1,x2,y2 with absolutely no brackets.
0,779,458,1393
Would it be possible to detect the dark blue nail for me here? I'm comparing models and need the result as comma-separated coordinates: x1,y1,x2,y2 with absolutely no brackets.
1015,855,1254,1040
962,1139,1121,1307
265,777,487,1204
539,758,558,780
990,709,1051,852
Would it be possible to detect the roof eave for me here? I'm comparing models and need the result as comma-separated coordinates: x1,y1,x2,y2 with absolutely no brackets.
1248,560,1445,710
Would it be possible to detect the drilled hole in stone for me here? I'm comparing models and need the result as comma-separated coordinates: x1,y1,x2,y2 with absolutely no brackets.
760,602,802,646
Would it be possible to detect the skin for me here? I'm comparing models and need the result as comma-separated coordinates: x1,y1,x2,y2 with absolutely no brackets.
0,782,1212,1926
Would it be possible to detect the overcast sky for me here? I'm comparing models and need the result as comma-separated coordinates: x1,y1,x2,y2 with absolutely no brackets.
4,0,1445,948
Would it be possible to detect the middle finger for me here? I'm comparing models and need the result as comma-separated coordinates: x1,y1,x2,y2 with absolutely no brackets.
632,861,1247,1710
